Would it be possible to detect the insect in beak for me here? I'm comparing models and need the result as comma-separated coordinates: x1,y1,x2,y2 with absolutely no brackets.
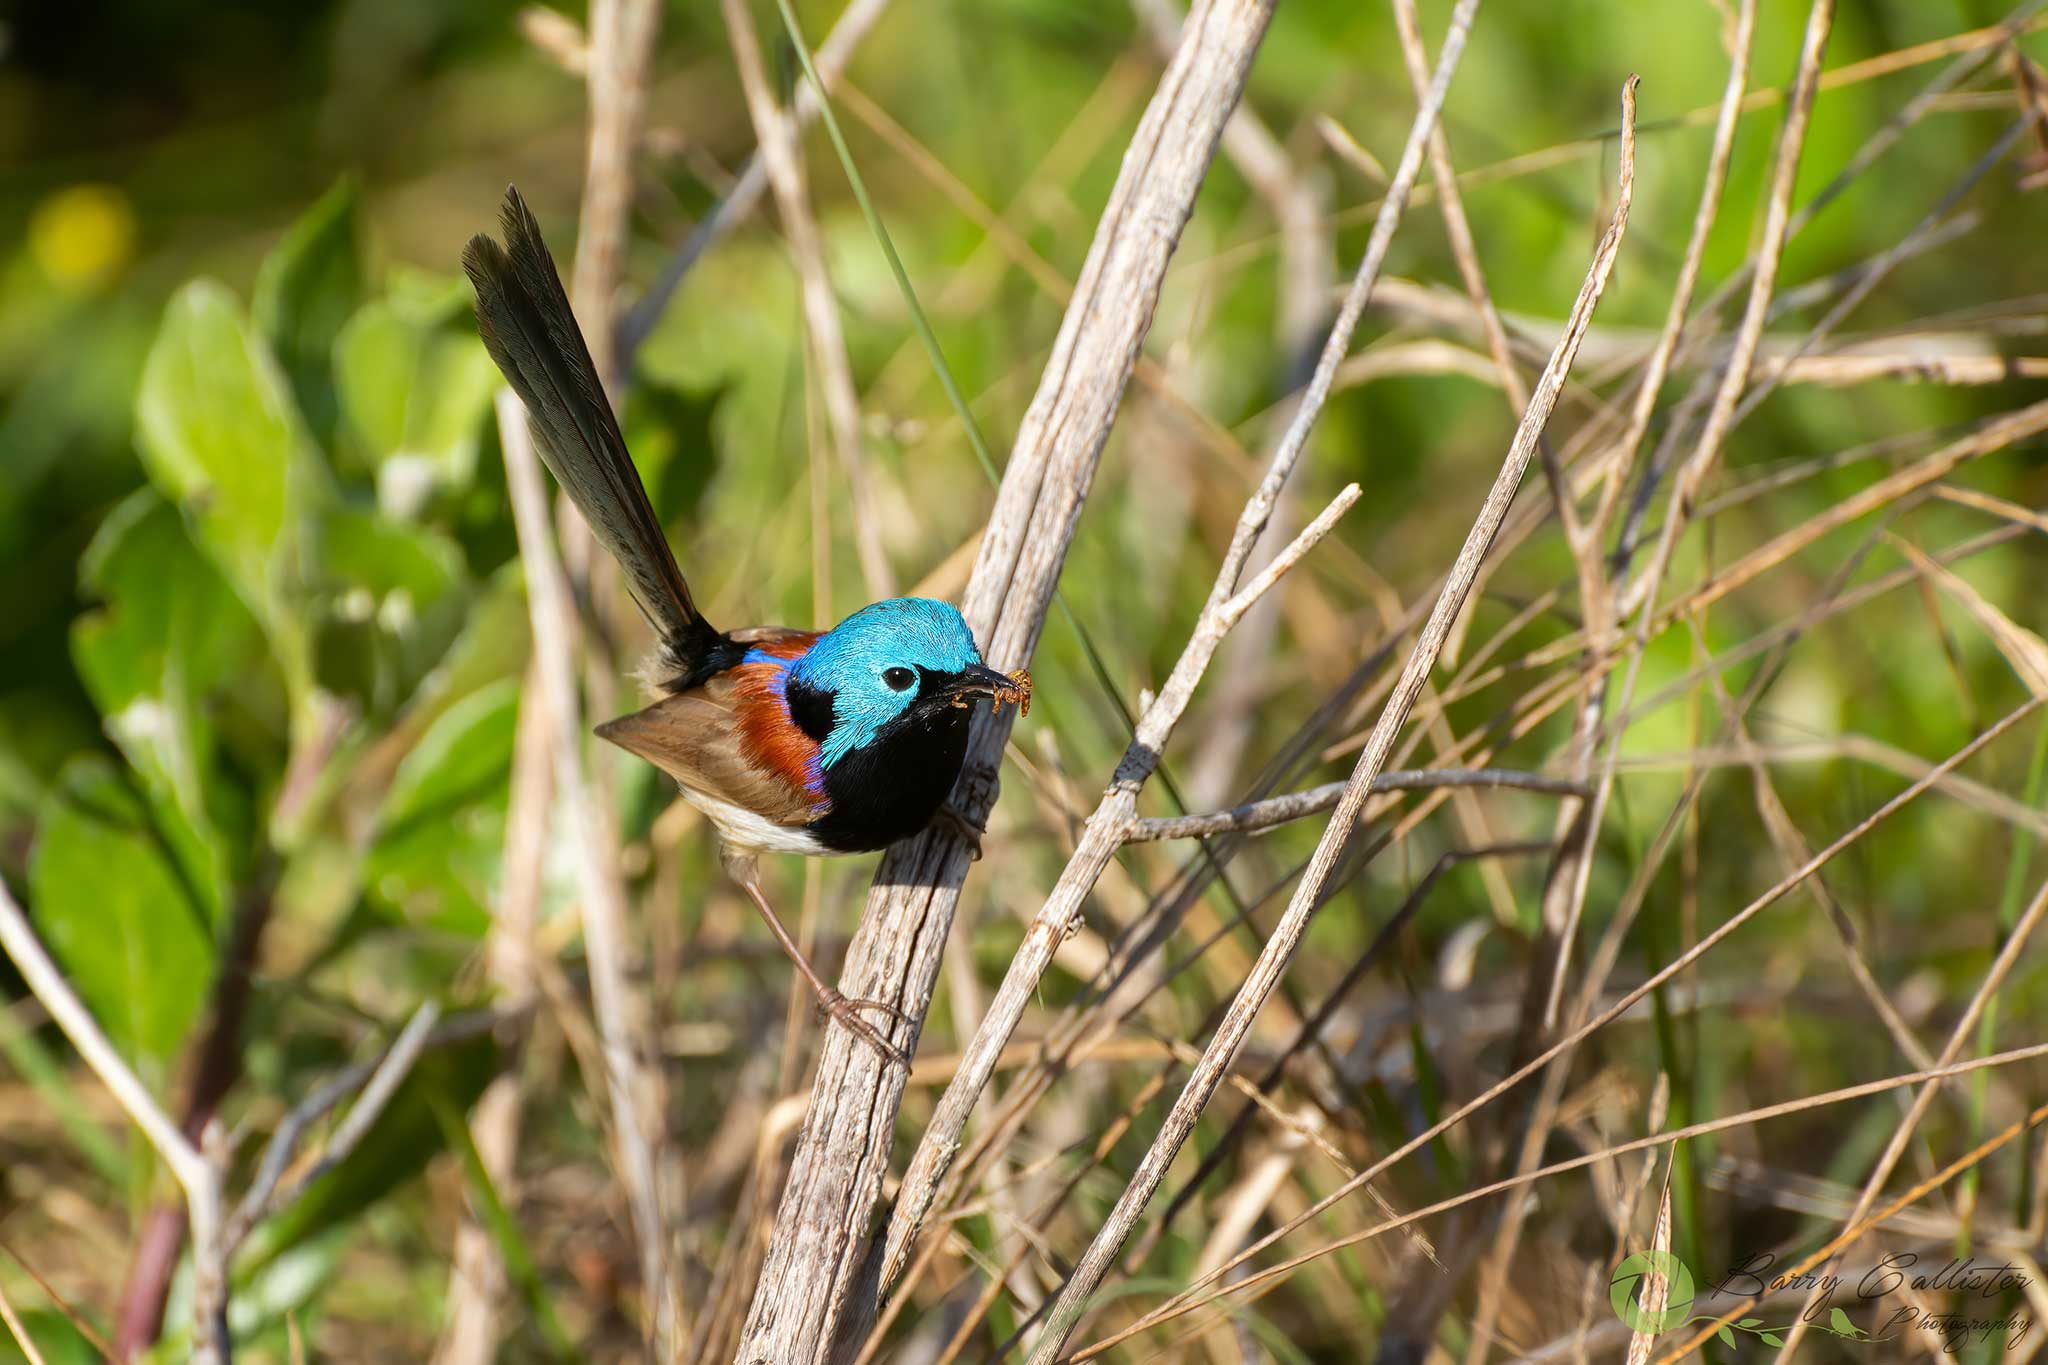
943,664,1033,717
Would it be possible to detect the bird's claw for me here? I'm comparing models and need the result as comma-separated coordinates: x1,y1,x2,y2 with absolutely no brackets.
933,802,985,860
817,987,911,1067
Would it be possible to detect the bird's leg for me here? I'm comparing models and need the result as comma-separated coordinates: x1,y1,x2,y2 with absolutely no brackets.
723,851,909,1065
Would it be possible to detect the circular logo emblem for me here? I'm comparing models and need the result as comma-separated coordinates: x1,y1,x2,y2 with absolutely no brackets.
1609,1250,1696,1334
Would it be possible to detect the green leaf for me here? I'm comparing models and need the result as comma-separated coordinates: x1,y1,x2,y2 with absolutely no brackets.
1829,1307,1854,1336
363,679,520,937
73,489,262,923
29,758,215,1068
1740,1318,1763,1327
314,503,465,604
1717,1324,1736,1347
383,261,475,317
136,279,331,699
309,506,468,718
378,679,520,831
253,179,364,447
0,689,105,833
0,1309,102,1365
1761,1332,1784,1347
333,294,498,514
386,562,530,736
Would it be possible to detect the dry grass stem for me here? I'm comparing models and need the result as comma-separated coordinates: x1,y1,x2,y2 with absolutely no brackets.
619,0,896,362
433,662,552,1365
495,390,676,1349
721,0,894,602
1090,1039,2048,1356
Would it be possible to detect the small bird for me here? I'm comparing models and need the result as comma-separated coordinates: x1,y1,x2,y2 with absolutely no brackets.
463,187,1029,1060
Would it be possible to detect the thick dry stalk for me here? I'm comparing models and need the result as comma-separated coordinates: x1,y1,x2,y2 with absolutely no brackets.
878,0,1488,1306
1025,71,1641,1365
572,0,659,396
733,3,1280,1358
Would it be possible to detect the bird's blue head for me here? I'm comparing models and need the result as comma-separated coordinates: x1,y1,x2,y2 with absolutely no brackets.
779,598,1015,768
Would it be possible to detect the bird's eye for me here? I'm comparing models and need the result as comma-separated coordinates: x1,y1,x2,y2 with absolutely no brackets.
882,666,916,691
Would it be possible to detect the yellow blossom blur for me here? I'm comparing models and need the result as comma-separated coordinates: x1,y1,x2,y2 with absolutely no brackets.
29,184,138,291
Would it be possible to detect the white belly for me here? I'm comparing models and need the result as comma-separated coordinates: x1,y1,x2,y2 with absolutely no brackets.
680,787,837,857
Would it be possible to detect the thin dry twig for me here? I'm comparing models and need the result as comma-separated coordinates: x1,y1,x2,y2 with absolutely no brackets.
223,1002,445,1249
1388,0,1527,420
1659,1093,2048,1361
1622,0,1834,629
1449,5,1760,1348
0,1279,47,1365
1770,866,2048,1355
1131,0,1335,812
1121,767,1588,842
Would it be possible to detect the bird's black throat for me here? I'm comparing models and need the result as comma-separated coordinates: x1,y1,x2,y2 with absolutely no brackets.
801,680,978,854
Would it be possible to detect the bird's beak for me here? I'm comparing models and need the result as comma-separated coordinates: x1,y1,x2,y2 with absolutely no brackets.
936,663,1033,716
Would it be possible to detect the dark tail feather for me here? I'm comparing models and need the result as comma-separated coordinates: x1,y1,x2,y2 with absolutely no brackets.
463,185,725,681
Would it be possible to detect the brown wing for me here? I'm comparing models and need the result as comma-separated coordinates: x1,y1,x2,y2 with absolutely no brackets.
596,631,825,828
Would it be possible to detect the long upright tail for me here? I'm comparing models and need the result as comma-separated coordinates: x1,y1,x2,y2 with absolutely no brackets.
462,185,728,684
